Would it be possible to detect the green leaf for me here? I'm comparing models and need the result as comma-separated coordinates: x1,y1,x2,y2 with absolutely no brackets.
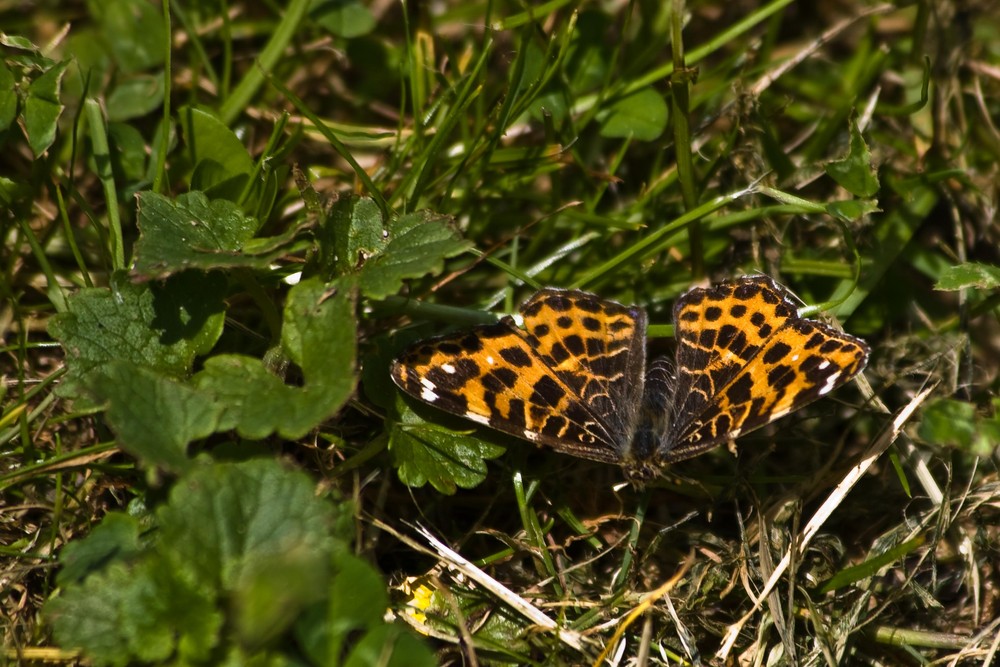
327,195,389,275
825,198,880,222
916,398,999,456
389,398,505,494
49,271,226,399
281,277,358,388
47,556,221,667
825,118,879,198
193,277,358,440
917,398,974,447
55,513,143,586
24,60,69,156
108,122,149,184
180,106,254,198
312,0,377,38
343,624,437,667
156,460,337,645
0,59,17,132
234,547,331,650
314,195,471,295
819,536,925,593
96,361,221,471
132,191,265,278
47,460,339,666
935,262,1000,291
0,33,40,50
106,74,165,122
94,0,167,73
358,211,472,299
297,549,434,666
156,459,336,599
599,87,668,141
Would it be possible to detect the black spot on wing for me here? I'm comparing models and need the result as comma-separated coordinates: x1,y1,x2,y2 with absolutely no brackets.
762,341,792,364
725,372,753,404
499,346,533,367
563,334,584,356
530,375,566,406
426,358,479,390
767,364,796,391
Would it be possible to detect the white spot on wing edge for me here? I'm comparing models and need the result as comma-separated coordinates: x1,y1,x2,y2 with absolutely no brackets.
441,363,456,374
818,370,842,396
523,429,539,442
419,378,438,402
464,411,490,426
769,407,791,421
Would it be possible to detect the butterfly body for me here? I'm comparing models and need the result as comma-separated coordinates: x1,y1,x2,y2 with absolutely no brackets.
391,276,869,482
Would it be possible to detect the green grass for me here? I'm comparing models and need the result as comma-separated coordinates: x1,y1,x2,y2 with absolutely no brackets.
3,0,1000,664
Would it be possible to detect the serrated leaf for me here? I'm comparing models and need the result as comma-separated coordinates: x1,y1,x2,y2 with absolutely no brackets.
49,271,226,400
389,398,505,494
599,87,668,141
358,213,472,299
825,119,879,198
320,194,389,276
193,278,357,440
48,460,334,666
47,556,221,667
96,361,221,471
935,262,1000,290
46,459,414,666
157,460,337,592
55,513,143,586
132,191,267,277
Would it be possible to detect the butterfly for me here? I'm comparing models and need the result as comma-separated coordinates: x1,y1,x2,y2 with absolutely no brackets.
390,275,869,481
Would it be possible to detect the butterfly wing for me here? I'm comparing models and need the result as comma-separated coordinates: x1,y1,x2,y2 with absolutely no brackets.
661,275,869,462
391,289,647,464
518,289,648,452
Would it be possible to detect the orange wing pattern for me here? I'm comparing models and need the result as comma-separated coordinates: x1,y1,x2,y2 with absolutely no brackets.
391,276,869,482
654,276,869,468
391,289,646,464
